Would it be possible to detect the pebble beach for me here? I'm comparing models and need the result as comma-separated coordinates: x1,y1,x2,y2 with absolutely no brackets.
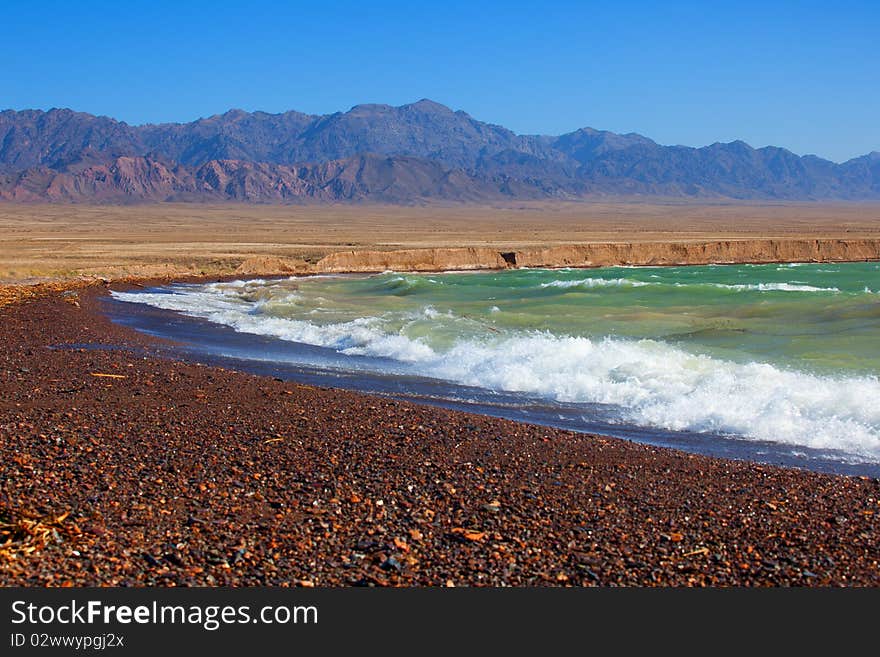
1,283,878,586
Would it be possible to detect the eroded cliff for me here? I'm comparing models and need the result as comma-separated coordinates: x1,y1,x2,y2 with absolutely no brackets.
313,239,880,273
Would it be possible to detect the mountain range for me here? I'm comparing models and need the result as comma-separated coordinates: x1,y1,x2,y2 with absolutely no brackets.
1,99,878,203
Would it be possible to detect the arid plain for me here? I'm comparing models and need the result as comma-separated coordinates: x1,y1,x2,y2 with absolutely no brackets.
2,201,880,282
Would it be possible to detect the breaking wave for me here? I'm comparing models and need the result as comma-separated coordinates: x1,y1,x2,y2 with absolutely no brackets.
112,283,880,462
538,277,842,293
540,277,651,289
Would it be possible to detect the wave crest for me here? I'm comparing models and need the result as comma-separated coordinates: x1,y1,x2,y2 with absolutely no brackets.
112,285,880,461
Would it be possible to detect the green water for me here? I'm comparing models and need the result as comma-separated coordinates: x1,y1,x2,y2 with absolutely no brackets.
255,262,880,375
112,262,880,464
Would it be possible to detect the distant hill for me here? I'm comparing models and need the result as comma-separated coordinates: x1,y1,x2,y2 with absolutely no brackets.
1,101,878,202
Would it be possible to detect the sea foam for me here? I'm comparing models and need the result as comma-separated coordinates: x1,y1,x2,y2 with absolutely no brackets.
540,277,651,289
539,277,841,293
112,285,880,462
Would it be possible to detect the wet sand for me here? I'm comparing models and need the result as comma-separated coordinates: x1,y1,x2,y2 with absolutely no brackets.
1,285,878,586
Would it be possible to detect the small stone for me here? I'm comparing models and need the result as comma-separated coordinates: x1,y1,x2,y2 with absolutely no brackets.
380,556,402,572
451,527,486,542
163,552,184,567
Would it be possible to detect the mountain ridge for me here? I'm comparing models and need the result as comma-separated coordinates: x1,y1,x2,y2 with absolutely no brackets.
1,101,878,203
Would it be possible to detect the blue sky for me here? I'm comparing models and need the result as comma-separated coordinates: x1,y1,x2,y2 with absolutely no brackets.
2,0,877,162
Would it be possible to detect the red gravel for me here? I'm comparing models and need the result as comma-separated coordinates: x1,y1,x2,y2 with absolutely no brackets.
1,287,878,586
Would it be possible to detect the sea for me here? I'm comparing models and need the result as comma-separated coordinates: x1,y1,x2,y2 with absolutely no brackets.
106,262,880,477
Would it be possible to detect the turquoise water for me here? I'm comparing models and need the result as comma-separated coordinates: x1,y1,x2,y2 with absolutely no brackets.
112,262,880,465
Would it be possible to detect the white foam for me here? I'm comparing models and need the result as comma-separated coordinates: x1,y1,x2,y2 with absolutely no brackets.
540,277,651,289
425,335,880,461
537,278,841,293
112,288,435,363
711,282,840,293
113,285,880,462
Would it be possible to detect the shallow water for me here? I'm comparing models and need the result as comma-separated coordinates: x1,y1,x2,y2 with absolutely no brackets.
107,262,880,476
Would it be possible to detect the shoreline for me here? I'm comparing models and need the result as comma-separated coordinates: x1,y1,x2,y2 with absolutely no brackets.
102,281,880,480
1,285,879,586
